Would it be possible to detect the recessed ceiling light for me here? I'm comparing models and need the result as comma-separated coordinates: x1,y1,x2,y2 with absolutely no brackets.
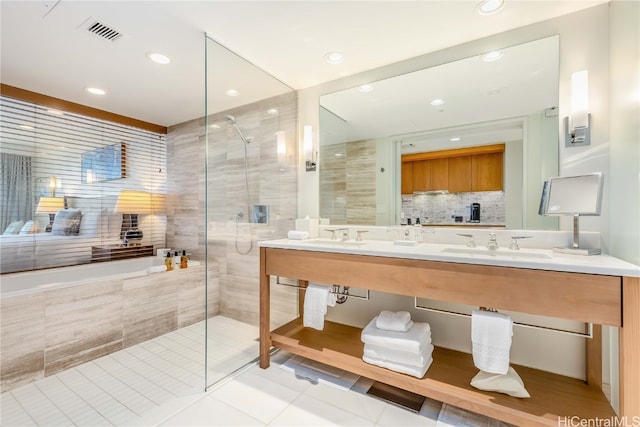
482,50,504,62
267,108,279,115
225,89,240,97
147,52,171,65
450,137,461,142
335,153,344,157
210,124,220,129
324,52,344,64
430,99,445,106
19,124,34,130
476,0,505,15
47,109,64,116
358,84,374,93
86,87,106,95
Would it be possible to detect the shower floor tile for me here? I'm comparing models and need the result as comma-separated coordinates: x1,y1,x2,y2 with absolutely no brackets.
0,316,259,427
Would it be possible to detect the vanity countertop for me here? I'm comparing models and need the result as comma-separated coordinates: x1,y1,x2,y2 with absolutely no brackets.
420,223,505,227
259,238,640,277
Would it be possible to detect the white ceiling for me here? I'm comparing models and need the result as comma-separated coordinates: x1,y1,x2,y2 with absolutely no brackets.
0,1,606,128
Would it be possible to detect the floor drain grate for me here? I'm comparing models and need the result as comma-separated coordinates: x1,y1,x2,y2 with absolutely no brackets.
366,381,426,413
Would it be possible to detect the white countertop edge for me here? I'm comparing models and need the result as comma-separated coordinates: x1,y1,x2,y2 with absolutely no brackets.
259,239,640,277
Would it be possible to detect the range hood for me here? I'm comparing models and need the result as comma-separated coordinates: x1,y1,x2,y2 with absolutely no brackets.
413,190,449,195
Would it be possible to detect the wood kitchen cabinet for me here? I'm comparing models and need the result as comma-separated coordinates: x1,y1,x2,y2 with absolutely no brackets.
402,144,504,193
430,158,448,190
401,161,413,194
412,160,432,191
472,152,503,191
448,155,472,193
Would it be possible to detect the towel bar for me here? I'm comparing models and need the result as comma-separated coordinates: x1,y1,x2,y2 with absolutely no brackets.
275,276,370,301
414,297,593,338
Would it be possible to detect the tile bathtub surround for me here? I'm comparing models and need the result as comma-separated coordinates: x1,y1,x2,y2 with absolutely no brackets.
166,92,298,328
403,191,505,225
0,265,207,393
0,292,45,391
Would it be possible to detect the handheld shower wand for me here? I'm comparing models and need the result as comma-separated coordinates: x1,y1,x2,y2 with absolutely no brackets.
226,115,250,144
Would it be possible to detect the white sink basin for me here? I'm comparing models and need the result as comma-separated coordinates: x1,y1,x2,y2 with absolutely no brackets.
440,246,553,260
299,238,367,247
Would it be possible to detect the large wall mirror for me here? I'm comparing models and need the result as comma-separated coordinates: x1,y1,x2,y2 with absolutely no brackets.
319,35,560,230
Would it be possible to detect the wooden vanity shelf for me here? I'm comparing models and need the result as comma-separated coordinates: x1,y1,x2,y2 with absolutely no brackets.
259,246,639,425
271,318,614,426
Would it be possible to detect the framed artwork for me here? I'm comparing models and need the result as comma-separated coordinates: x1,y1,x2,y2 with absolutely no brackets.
81,143,126,184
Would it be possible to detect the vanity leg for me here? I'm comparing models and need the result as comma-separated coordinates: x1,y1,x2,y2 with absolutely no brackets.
620,276,640,417
259,247,271,369
586,324,602,388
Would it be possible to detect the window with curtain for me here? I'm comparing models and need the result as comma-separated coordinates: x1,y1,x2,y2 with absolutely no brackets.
0,153,33,231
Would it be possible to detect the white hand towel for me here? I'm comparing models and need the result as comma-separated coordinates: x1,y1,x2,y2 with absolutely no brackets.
287,230,309,240
362,354,432,378
375,310,413,332
363,343,434,368
471,310,513,375
303,284,331,331
361,317,431,353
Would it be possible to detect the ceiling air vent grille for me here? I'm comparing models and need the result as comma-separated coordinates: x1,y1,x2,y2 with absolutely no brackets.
86,21,123,42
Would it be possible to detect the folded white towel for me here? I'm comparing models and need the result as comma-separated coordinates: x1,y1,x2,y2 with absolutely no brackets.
363,354,432,378
363,343,434,368
375,311,412,332
471,310,513,375
287,230,309,240
303,284,331,331
361,317,431,353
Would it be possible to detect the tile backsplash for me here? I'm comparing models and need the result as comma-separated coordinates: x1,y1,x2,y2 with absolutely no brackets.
402,191,505,225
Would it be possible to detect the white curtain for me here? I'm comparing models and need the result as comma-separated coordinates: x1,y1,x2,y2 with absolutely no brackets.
0,153,33,232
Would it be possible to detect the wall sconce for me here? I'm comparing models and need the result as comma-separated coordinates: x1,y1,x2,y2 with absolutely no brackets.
304,125,317,172
36,197,65,232
113,190,165,246
276,130,287,166
564,70,590,147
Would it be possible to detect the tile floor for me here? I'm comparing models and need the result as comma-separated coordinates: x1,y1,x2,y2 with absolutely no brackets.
1,316,511,427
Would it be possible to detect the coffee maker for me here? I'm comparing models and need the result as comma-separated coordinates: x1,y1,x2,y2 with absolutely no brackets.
470,203,481,223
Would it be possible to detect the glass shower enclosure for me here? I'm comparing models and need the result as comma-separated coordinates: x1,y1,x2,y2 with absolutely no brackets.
203,35,298,388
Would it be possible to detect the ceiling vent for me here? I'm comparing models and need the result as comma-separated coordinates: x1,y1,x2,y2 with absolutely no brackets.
85,19,123,42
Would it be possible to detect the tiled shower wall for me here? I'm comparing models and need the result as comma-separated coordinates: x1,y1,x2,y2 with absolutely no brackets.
402,191,505,225
165,92,298,328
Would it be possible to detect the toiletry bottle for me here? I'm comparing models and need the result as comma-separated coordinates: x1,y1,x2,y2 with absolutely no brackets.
173,251,180,268
165,252,173,271
180,250,188,269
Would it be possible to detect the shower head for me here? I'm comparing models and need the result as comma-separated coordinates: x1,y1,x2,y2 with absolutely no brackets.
226,115,251,144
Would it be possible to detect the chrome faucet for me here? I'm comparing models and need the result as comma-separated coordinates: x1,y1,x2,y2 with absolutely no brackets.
341,229,350,241
487,232,499,250
325,228,347,240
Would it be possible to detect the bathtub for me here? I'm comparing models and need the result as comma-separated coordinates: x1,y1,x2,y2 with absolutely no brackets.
1,257,202,297
0,256,210,392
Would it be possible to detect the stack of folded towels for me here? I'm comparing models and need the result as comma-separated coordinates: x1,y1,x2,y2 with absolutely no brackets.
360,311,433,378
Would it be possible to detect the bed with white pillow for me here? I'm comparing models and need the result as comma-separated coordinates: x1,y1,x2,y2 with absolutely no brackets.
0,208,122,273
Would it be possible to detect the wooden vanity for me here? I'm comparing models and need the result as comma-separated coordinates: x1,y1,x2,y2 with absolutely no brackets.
259,244,639,425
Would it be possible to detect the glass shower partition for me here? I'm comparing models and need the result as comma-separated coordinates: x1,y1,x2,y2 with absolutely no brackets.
204,34,298,388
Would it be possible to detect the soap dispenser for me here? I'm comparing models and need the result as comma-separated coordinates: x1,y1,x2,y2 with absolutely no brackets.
180,250,188,269
165,252,173,271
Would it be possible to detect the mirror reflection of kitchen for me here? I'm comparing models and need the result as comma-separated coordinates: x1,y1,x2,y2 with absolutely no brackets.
319,35,560,231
